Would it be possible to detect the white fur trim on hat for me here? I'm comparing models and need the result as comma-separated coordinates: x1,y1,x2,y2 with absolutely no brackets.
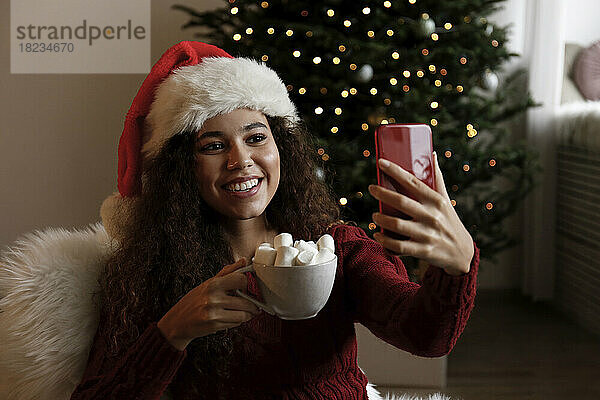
100,191,141,241
142,57,299,159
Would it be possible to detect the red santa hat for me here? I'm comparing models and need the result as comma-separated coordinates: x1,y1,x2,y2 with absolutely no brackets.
100,41,299,239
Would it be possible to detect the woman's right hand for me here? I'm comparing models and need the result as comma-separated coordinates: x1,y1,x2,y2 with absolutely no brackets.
157,257,260,351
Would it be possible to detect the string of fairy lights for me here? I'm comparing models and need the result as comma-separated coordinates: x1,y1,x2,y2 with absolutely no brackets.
227,0,502,222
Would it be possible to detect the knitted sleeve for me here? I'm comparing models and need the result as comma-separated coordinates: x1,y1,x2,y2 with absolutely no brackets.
69,320,187,399
338,224,479,357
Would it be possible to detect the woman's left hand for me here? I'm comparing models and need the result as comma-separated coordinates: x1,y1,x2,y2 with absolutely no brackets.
368,152,474,276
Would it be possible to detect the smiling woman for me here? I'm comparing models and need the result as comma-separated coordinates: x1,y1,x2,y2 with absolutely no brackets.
0,41,478,400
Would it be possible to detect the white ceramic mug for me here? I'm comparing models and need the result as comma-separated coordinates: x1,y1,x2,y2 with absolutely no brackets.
235,255,337,320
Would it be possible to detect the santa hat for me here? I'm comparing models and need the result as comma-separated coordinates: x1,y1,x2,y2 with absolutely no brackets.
100,41,299,240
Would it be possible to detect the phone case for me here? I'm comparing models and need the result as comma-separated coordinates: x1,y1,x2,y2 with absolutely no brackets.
374,124,435,241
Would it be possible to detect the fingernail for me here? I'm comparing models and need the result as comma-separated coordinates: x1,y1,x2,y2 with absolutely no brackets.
378,158,390,168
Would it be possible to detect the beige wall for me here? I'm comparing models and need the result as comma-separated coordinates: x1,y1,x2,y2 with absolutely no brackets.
0,0,221,248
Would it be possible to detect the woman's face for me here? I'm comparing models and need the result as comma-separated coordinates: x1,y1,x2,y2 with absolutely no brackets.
194,108,280,220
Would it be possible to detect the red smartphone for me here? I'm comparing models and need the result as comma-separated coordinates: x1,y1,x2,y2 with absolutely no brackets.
374,124,436,241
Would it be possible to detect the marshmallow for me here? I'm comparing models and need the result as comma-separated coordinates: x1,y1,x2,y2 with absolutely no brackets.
274,233,293,249
294,250,317,266
252,232,336,267
294,240,315,254
274,245,300,267
316,234,335,252
310,248,336,265
254,246,278,266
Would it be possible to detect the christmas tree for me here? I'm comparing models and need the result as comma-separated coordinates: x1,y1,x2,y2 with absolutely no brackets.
173,0,541,271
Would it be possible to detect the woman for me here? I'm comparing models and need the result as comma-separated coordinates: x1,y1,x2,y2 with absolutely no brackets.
70,41,479,400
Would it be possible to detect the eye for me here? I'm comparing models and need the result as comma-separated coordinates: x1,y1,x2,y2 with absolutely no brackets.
248,134,267,143
199,142,224,152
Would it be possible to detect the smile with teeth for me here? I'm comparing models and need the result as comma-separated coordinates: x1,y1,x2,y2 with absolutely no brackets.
224,178,260,192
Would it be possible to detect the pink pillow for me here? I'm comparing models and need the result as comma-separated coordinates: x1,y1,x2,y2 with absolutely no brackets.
574,40,600,101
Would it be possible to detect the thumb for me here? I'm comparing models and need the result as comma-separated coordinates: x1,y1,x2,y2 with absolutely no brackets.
216,257,247,277
433,151,451,202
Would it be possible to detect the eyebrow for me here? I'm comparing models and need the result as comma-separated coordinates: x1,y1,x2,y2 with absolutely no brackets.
197,122,268,140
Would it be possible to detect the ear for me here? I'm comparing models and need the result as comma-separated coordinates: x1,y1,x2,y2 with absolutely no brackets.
433,151,451,202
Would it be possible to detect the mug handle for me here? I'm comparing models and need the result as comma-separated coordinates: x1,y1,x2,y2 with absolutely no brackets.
235,264,276,316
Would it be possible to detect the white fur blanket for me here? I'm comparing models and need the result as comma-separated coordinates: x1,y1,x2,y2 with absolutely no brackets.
0,223,451,400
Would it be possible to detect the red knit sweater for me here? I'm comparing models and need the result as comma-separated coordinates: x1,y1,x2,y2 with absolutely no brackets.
70,223,480,400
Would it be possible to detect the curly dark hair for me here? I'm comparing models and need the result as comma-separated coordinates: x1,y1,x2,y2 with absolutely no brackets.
96,115,345,399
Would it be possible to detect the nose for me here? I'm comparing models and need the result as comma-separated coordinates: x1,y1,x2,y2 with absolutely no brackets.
227,143,254,170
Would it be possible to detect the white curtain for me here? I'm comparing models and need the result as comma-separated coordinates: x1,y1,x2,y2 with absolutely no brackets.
522,0,566,300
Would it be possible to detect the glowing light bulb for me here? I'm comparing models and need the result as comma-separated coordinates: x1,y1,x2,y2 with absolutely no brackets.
333,57,341,64
431,33,439,41
246,27,253,34
340,197,348,205
390,77,398,85
286,29,294,36
417,70,424,77
429,64,436,72
363,7,371,14
230,7,239,14
460,57,467,64
335,107,342,115
331,126,339,133
298,88,306,94
430,101,439,109
339,45,346,52
261,55,268,61
350,88,357,95
293,50,301,57
344,20,351,27
367,30,375,38
431,118,438,126
361,123,369,130
315,107,323,114
444,22,452,30
350,63,357,70
327,9,335,17
370,88,378,95
403,70,410,78
233,33,241,41
392,51,400,59
422,48,429,56
261,1,269,8
341,90,349,97
434,80,442,86
267,27,275,34
313,56,322,64
387,29,394,36
384,1,392,8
